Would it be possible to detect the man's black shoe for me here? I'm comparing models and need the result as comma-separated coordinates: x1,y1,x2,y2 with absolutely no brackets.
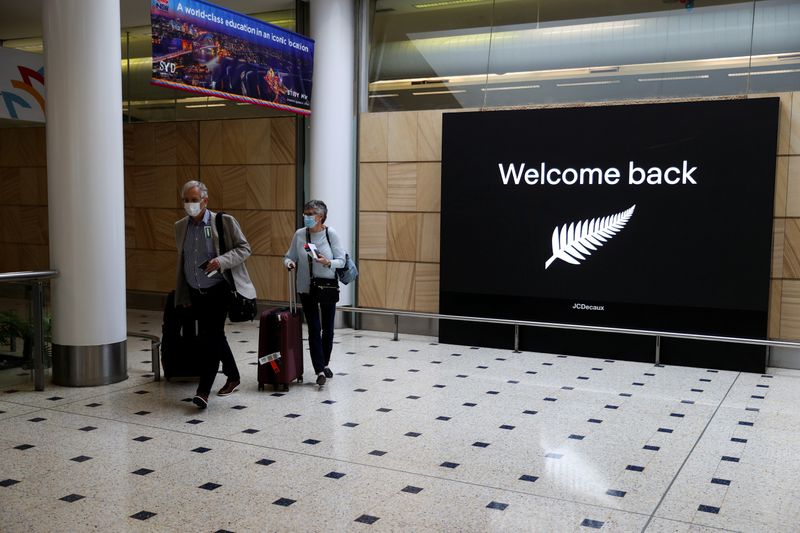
192,393,208,409
316,372,326,386
323,367,333,378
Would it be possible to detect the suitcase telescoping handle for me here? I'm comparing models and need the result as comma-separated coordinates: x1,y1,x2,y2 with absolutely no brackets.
288,269,298,314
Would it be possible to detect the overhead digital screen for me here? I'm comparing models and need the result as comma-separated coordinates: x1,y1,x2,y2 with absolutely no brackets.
150,0,314,115
439,98,779,358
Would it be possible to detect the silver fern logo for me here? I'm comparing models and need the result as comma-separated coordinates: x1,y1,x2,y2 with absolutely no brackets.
545,205,636,269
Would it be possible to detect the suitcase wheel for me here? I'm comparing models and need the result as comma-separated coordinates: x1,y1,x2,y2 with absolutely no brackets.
297,376,303,383
258,383,264,391
282,383,289,392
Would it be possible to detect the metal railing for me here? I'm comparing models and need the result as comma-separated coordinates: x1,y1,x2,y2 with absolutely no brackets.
0,270,58,391
127,331,161,382
337,306,800,365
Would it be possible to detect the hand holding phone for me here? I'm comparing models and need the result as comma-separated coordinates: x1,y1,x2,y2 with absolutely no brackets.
198,259,218,277
304,243,320,260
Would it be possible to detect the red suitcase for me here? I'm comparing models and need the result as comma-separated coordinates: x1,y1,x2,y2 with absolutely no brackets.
257,273,303,391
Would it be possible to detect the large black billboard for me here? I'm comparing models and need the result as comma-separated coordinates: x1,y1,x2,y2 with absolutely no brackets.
440,99,779,371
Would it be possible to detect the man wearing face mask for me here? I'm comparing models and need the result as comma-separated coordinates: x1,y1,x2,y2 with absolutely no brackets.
174,180,256,408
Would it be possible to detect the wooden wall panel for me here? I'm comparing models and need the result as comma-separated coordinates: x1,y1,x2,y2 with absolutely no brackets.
247,255,270,301
359,113,388,162
133,123,155,166
388,112,418,162
127,250,176,293
775,156,789,217
271,211,296,256
780,279,800,338
358,260,387,308
388,213,417,261
360,163,388,211
268,256,290,301
770,279,782,339
387,163,417,211
774,92,792,156
418,110,443,162
123,124,134,166
0,128,18,166
416,213,440,263
274,165,295,210
773,218,785,279
248,255,291,301
134,209,177,251
16,128,38,166
784,219,800,278
19,168,47,206
33,127,46,167
386,262,415,310
200,166,247,209
1,117,296,301
787,156,800,217
0,168,20,205
245,119,272,164
245,165,274,210
359,212,387,259
240,210,271,256
271,117,295,163
199,120,223,164
416,163,441,212
154,123,177,165
176,121,199,165
222,119,247,165
128,166,178,208
415,263,439,313
125,208,136,249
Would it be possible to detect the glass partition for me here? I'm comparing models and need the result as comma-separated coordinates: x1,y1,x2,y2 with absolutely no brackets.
368,0,800,111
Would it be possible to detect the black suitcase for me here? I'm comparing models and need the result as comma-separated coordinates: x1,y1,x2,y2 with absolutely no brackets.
160,290,201,381
258,273,303,391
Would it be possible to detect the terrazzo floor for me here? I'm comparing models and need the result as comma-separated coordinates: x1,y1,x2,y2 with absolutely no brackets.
1,308,799,532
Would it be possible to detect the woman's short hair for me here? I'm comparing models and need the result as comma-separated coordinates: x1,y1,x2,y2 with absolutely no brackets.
304,199,328,223
181,180,208,200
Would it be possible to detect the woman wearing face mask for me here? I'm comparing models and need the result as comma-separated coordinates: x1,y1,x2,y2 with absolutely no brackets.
284,200,346,387
174,180,256,408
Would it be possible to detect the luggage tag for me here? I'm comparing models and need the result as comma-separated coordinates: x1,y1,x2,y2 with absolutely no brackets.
258,351,281,373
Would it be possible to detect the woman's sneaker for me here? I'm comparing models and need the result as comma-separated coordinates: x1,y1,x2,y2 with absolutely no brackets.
316,372,326,386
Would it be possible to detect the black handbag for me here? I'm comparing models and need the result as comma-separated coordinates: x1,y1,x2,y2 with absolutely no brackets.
216,212,258,322
310,277,340,303
307,228,340,304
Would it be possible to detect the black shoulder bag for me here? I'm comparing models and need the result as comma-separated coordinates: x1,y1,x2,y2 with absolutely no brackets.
215,212,258,322
307,228,340,303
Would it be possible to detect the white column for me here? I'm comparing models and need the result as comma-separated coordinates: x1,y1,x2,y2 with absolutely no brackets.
43,0,127,385
309,0,356,305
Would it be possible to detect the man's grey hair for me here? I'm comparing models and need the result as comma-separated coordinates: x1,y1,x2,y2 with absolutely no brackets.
304,199,328,223
182,180,208,199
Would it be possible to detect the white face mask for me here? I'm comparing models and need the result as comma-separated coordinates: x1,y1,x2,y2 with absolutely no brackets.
184,202,202,217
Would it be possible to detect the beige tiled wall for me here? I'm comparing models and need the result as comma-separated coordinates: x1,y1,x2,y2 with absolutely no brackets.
0,117,295,302
122,118,296,301
0,127,48,272
359,93,800,338
358,111,443,313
